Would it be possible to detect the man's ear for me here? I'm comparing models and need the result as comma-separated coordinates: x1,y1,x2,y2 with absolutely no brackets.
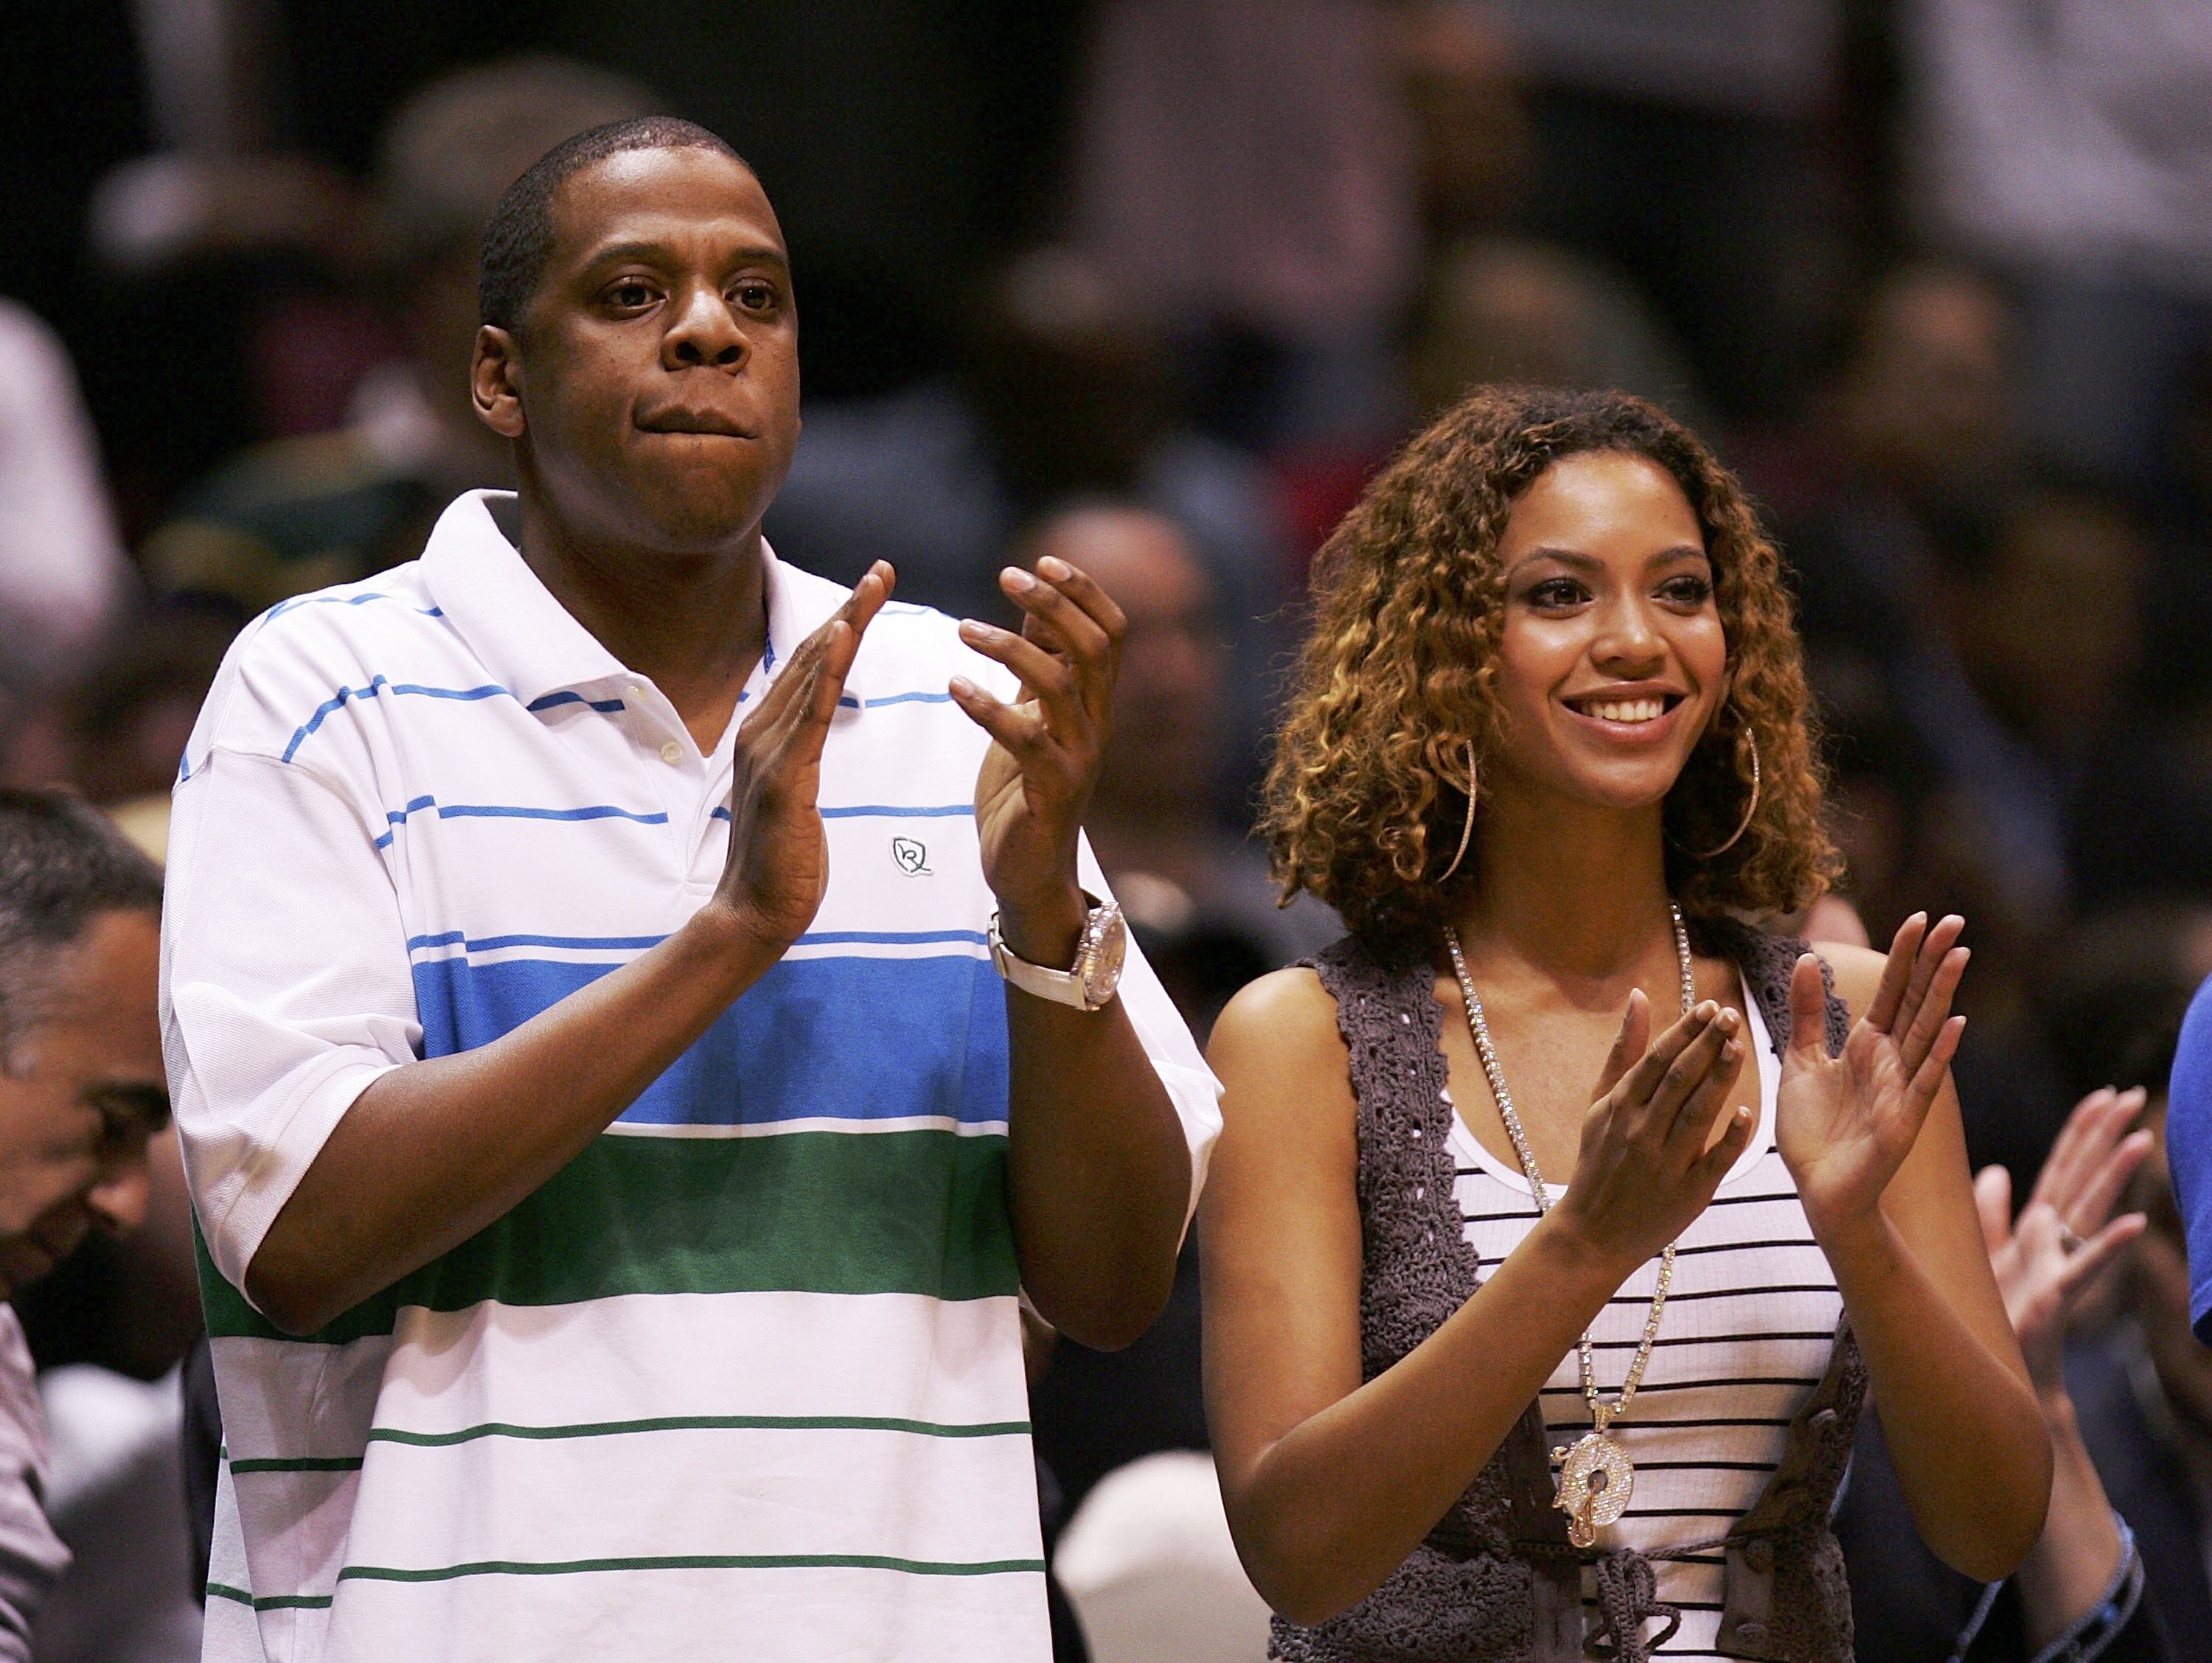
471,325,526,440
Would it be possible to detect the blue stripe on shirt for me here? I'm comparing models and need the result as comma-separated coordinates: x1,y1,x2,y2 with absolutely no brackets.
262,592,445,623
820,804,974,820
526,691,627,714
282,677,515,763
407,931,669,956
402,927,984,957
408,951,1009,1129
378,797,669,840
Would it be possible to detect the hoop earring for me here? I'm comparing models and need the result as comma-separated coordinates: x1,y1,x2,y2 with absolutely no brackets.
1438,740,1478,882
1683,730,1761,859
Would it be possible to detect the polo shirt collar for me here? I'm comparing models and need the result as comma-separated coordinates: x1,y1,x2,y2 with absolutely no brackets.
418,489,844,710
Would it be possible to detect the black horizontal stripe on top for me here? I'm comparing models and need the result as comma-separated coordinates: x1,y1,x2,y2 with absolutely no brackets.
1595,1284,1837,1307
1455,1115,1839,1661
1453,1188,1801,1210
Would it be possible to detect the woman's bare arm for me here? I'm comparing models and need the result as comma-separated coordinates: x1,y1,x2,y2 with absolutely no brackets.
1797,932,2053,1580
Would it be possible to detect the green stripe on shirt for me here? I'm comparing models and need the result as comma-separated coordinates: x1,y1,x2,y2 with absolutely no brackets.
367,1413,1030,1446
337,1553,1047,1584
198,1127,1015,1343
225,1415,1032,1474
206,1583,335,1611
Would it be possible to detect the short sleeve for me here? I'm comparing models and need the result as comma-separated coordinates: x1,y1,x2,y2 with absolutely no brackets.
0,1313,66,1660
1075,834,1222,1233
2167,974,2212,1343
162,747,422,1296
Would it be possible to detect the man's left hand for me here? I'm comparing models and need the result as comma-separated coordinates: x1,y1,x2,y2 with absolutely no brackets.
949,555,1125,966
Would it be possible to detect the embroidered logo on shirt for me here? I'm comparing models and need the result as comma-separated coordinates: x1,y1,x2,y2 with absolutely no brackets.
891,837,932,876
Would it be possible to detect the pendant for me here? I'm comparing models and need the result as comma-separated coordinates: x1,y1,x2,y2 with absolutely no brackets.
1551,1431,1634,1549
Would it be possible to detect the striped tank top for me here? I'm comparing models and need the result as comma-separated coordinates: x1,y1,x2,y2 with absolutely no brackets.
1448,986,1843,1659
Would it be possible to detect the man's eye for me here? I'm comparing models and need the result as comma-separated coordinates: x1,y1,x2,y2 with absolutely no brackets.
734,282,776,311
609,282,654,308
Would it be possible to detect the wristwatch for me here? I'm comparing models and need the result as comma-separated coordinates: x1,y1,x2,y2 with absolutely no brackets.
989,899,1127,1011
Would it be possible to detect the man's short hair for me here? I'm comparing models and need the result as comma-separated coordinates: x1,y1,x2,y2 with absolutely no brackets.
0,790,164,1068
478,116,749,332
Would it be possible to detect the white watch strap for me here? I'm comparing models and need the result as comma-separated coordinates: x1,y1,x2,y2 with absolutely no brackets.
988,913,1096,1008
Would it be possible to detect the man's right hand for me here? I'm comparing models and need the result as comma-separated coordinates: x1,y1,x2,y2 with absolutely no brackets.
712,562,892,951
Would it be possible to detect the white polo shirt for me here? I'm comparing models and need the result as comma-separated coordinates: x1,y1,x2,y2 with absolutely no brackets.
161,489,1220,1663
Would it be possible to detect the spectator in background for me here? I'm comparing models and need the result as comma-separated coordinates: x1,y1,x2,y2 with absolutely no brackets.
1,609,236,827
2053,906,2212,1650
0,791,169,1661
2157,941,2212,1367
1395,1,1528,251
1906,0,2212,498
1067,0,1419,450
139,55,657,618
1802,453,2168,1189
0,304,133,695
1787,264,2020,695
1950,480,2146,908
1403,237,1714,435
1020,504,1338,1039
1839,1085,2169,1660
1023,504,1335,1609
1474,0,1851,422
1847,904,2212,1658
768,245,1287,809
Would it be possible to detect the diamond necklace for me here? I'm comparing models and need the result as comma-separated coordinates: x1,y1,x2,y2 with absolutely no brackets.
1441,902,1697,1549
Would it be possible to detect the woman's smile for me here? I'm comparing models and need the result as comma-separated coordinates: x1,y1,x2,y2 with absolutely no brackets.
1559,687,1690,742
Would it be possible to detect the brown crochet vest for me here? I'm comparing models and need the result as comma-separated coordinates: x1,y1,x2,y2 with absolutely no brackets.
1273,917,1865,1663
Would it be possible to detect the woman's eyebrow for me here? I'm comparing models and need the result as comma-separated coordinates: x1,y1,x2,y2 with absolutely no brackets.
1506,546,1603,575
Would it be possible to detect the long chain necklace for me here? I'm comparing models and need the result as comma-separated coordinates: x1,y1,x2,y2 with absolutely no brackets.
1442,903,1697,1549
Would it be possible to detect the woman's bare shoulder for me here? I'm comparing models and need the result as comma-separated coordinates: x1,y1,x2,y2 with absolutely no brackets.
1209,968,1357,1100
1207,966,1360,1154
1210,966,1344,1061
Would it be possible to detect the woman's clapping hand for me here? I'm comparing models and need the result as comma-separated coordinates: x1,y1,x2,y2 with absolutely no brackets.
1775,913,1969,1242
1553,991,1757,1272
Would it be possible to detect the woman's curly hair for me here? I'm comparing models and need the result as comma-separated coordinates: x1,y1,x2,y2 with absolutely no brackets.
1263,385,1839,946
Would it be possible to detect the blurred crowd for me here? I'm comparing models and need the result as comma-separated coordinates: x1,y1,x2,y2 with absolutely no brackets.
4,1,2212,1659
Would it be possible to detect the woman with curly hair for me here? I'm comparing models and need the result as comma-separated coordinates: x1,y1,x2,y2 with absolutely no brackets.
1200,386,2050,1661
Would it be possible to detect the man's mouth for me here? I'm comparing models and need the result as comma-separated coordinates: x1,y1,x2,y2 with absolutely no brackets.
1563,692,1685,726
636,408,752,439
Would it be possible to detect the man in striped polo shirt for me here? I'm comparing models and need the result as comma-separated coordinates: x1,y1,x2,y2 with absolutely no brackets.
161,116,1220,1662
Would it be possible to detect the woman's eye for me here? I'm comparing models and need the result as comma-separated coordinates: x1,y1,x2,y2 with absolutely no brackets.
1659,575,1714,606
1526,579,1587,609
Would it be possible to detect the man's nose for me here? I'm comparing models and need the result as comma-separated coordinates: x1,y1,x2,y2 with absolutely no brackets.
87,1163,151,1235
664,283,746,369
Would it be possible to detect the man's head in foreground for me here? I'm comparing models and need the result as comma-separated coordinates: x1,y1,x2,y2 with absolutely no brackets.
470,116,799,559
0,789,166,1297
